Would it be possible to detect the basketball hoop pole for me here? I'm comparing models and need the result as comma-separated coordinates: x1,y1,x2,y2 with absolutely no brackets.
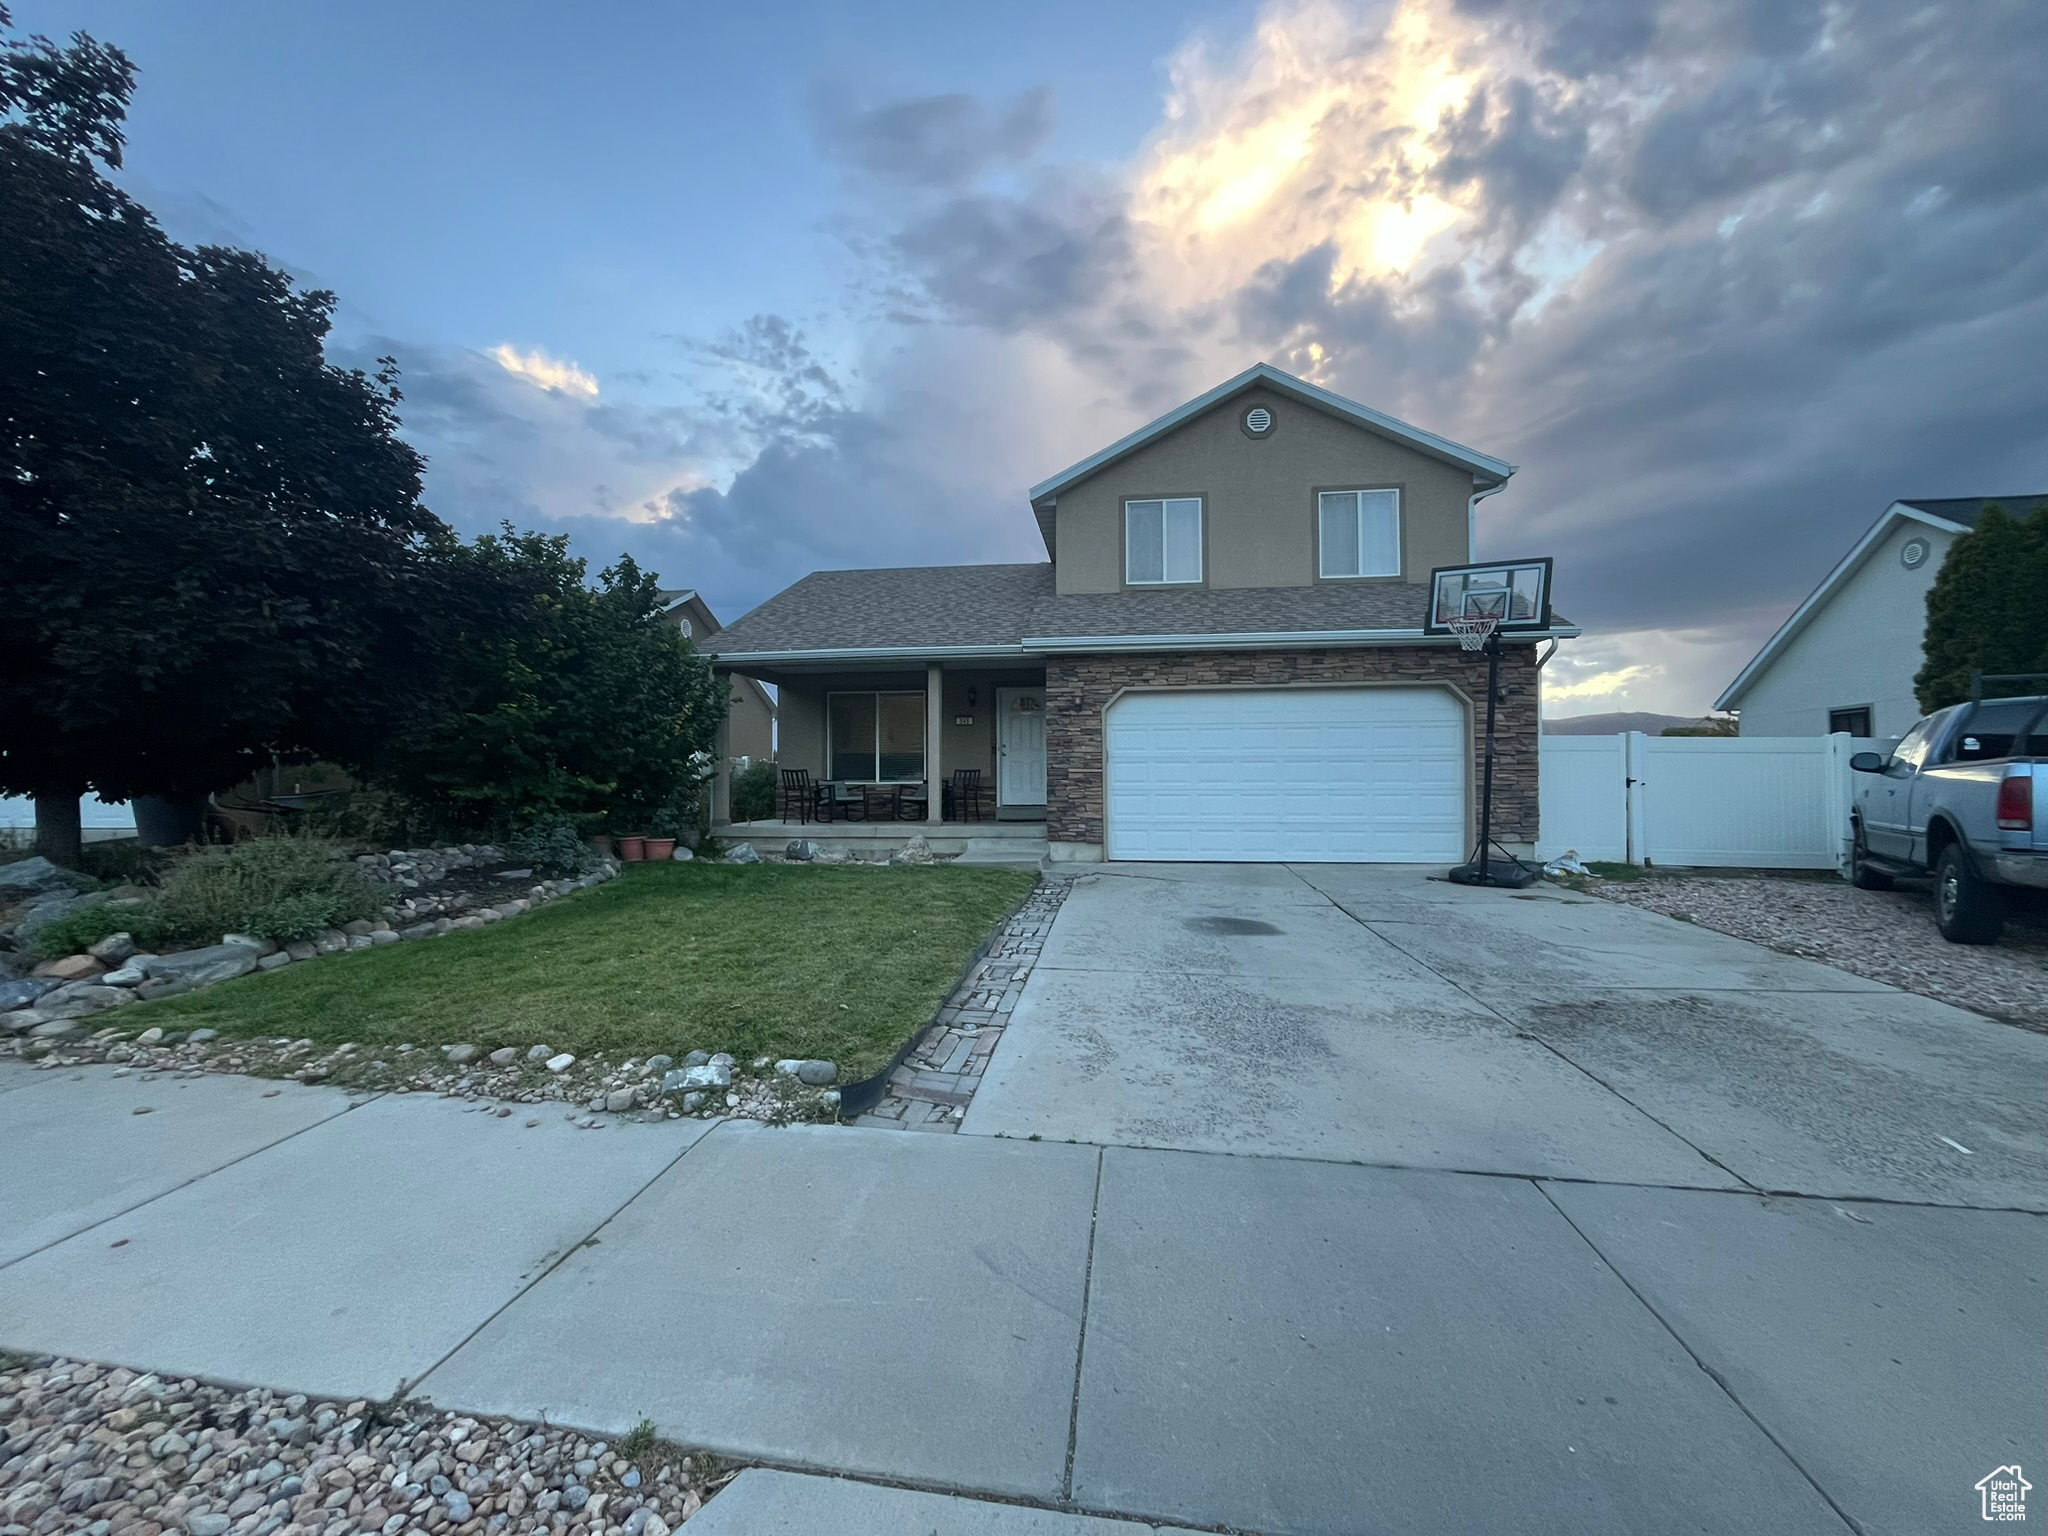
1476,626,1500,883
1448,622,1537,889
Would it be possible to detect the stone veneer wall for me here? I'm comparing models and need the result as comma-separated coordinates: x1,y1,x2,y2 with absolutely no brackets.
1045,645,1541,850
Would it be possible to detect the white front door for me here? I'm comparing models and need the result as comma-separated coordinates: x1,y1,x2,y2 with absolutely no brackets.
1104,686,1467,862
996,687,1048,806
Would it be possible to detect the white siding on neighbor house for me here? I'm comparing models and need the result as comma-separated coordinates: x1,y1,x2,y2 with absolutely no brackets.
1736,519,1953,740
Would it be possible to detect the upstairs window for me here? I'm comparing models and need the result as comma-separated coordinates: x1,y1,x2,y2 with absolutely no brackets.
1319,489,1401,578
1126,498,1203,585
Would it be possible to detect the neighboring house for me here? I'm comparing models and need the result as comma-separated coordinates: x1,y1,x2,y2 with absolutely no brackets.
702,363,1577,863
1715,496,2044,740
657,588,777,764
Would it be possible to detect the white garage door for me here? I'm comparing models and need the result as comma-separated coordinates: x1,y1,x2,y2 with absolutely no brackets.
1104,687,1467,862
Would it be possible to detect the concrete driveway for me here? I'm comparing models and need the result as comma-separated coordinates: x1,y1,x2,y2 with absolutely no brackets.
2,863,2043,1536
965,863,2048,1208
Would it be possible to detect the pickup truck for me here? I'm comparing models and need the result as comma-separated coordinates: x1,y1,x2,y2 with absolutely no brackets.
1848,694,2047,943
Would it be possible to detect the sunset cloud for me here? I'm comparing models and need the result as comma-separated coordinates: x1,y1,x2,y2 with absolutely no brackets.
489,344,600,398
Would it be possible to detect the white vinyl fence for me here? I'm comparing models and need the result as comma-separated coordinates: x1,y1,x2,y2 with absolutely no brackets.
1538,733,1874,870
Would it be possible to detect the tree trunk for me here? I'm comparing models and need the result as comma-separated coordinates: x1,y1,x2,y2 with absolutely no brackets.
134,793,209,848
33,790,83,868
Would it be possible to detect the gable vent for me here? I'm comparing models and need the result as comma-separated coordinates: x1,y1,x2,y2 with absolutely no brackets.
1244,406,1273,434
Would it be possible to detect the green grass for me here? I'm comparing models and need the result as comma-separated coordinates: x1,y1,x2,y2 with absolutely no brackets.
136,862,1036,1079
1582,861,1644,881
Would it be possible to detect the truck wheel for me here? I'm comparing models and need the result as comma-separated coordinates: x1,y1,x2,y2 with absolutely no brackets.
1933,844,2004,944
1849,826,1892,890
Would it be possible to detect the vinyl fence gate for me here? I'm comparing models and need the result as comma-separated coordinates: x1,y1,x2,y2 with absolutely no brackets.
1537,733,1865,870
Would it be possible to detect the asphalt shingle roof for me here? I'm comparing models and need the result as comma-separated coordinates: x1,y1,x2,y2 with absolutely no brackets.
702,565,1054,653
1022,580,1431,638
699,563,1515,655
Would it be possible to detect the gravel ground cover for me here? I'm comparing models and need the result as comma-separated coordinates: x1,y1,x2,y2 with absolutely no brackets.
1588,870,2048,1029
0,1354,734,1535
0,1028,841,1130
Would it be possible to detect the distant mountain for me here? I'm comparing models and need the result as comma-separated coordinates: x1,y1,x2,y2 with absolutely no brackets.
1544,711,1711,736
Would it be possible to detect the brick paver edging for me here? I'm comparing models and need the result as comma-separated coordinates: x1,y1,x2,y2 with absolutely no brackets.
852,875,1073,1132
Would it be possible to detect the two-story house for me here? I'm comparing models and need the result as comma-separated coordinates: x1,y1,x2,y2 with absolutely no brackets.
703,363,1575,863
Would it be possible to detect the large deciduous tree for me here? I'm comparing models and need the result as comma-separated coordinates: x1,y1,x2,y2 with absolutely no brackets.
1915,502,2048,712
0,13,446,860
372,530,728,837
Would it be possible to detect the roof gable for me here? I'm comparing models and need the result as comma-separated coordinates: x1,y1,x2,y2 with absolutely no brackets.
1025,363,1514,554
1715,501,1969,711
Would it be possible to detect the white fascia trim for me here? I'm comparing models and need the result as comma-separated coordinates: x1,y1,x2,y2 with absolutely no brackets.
1023,626,1583,654
1713,502,1970,711
709,644,1035,666
1027,363,1516,504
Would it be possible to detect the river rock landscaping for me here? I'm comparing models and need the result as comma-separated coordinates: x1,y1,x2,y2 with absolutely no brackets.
1587,869,2048,1029
0,1354,735,1536
0,848,625,1044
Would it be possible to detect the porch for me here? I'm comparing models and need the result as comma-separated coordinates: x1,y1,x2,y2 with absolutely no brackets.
710,657,1050,834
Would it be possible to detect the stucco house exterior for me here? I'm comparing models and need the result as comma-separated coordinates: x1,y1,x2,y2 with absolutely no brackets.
657,588,777,764
1714,497,2040,740
702,363,1576,863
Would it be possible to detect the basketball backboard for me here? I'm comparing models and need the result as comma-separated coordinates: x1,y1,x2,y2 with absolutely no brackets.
1424,558,1554,634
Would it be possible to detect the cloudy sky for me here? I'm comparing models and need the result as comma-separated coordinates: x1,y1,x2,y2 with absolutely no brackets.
23,0,2048,716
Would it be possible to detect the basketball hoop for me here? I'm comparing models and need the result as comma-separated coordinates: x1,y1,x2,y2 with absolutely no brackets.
1447,613,1499,652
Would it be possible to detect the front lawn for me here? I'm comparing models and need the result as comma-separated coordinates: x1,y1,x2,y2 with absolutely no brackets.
136,862,1037,1079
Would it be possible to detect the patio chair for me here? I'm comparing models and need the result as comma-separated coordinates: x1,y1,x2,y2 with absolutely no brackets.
945,768,988,821
778,768,820,824
896,781,930,821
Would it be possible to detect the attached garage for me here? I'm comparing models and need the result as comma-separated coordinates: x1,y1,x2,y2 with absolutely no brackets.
1103,686,1468,862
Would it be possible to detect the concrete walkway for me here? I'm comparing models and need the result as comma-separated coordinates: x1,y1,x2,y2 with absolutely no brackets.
2,864,2043,1534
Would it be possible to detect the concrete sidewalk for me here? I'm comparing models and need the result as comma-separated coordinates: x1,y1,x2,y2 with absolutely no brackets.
3,1063,2040,1533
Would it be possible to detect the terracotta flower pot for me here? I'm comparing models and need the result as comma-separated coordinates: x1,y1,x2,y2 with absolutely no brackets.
586,834,616,861
618,835,647,862
644,837,678,861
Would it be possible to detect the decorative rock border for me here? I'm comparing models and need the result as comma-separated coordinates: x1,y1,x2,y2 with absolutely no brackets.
853,875,1071,1131
0,1031,844,1130
2,852,624,1043
0,1354,737,1536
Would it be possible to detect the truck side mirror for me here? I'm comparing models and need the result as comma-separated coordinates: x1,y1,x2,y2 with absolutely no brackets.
1850,751,1885,773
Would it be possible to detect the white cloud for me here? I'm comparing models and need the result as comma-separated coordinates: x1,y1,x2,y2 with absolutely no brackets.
1542,625,1771,718
1131,0,1508,307
1544,662,1655,702
489,344,600,398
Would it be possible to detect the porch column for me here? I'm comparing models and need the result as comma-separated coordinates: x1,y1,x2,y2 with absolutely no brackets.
710,675,732,828
927,661,944,825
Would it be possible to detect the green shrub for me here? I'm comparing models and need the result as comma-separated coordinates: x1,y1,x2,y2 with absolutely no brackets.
77,840,173,887
28,903,169,961
155,835,387,943
731,761,777,822
296,788,441,851
506,814,598,876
